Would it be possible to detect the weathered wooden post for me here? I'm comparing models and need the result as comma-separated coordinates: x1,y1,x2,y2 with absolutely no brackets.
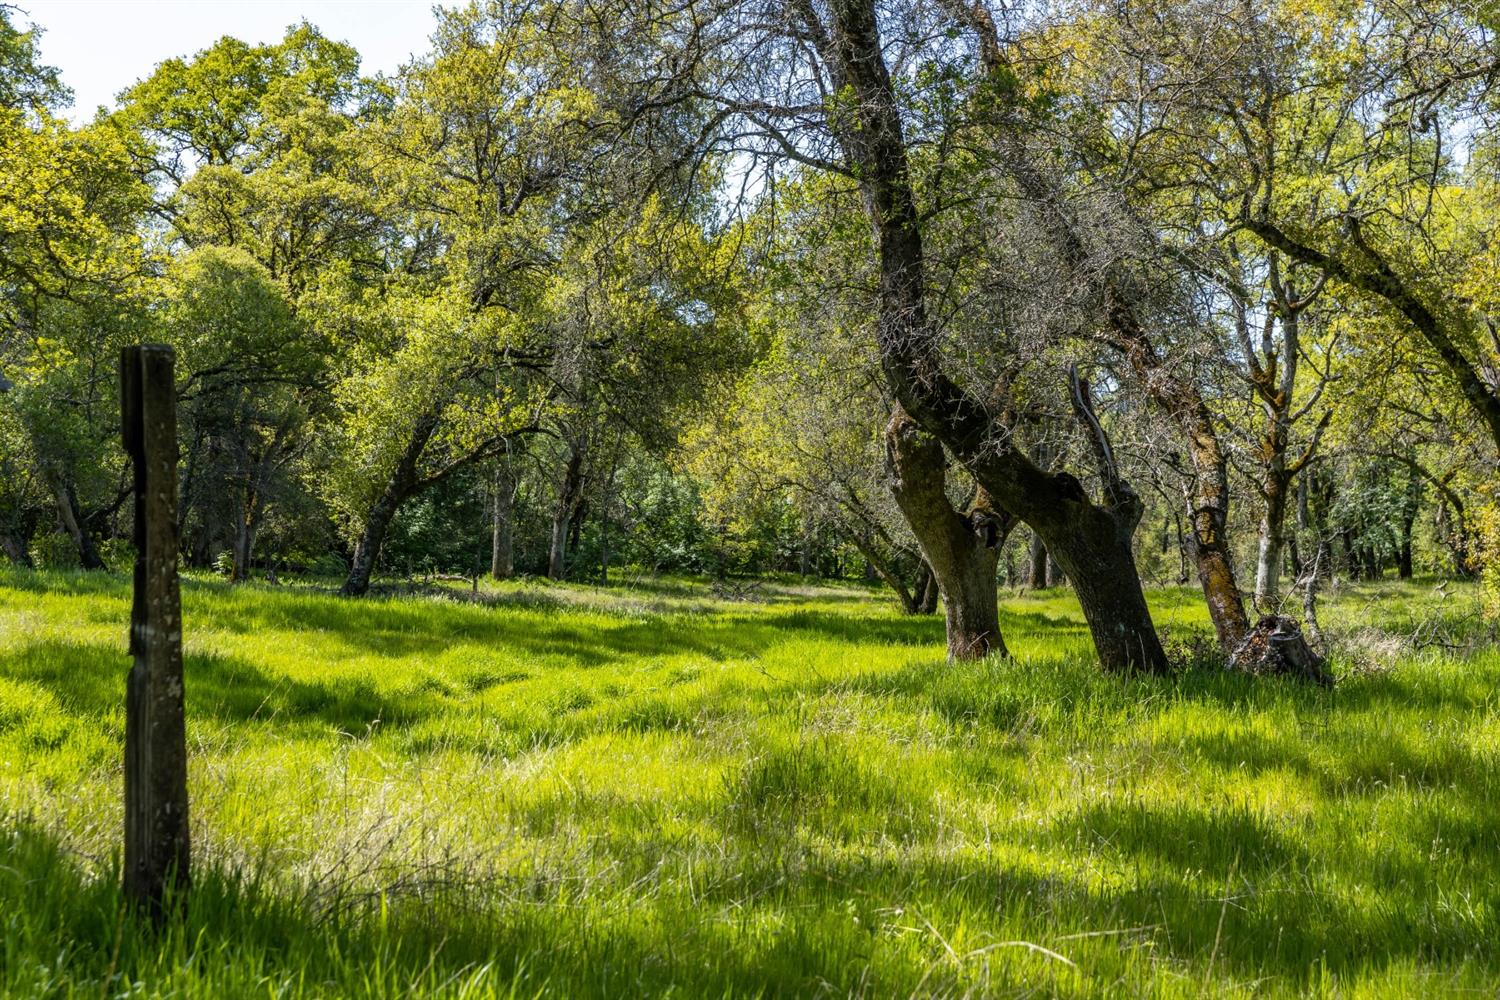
120,344,190,916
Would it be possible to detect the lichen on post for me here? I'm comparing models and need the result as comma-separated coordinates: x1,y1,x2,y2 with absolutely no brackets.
121,344,190,918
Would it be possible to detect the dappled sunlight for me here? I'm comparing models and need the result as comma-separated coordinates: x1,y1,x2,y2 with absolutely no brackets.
2,569,1498,995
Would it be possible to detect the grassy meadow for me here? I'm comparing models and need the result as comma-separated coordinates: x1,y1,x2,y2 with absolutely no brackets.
0,568,1497,997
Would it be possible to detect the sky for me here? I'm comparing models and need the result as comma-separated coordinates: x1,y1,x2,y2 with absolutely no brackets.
14,1,444,121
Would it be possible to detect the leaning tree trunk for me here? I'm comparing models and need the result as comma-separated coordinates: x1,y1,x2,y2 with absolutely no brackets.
886,407,1009,660
40,468,105,570
1027,486,1164,671
342,483,403,598
847,530,919,614
340,410,441,597
818,0,1167,672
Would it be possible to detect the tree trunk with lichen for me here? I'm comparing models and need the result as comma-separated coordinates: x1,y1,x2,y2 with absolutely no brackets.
815,0,1167,671
886,406,1009,659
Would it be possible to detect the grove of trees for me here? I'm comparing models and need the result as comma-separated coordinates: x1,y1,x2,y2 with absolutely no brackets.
4,0,1499,673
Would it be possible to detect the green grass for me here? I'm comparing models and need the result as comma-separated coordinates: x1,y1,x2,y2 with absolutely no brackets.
1,568,1497,997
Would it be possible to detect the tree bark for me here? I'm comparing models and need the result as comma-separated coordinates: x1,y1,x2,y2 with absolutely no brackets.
885,406,1008,659
1107,329,1248,648
1026,531,1047,589
342,480,404,598
1255,476,1289,607
815,0,1166,671
40,467,106,569
491,459,516,580
340,409,441,597
928,0,1247,651
229,483,264,584
917,561,940,614
1398,462,1421,580
120,345,190,918
0,531,33,568
548,438,586,580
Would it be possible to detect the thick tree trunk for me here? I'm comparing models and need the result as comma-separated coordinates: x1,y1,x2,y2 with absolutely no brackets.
818,0,1166,671
886,407,1008,659
491,460,515,580
1038,495,1164,671
342,484,402,598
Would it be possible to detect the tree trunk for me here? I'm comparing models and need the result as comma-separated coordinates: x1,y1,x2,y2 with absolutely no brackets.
1398,462,1421,580
42,468,106,569
1120,352,1249,649
229,482,264,584
886,407,1008,659
340,409,441,597
230,513,253,584
917,561,940,614
1255,473,1290,608
548,440,586,580
817,0,1166,672
848,530,918,613
567,497,588,556
342,483,402,598
1045,551,1066,588
1288,475,1309,578
0,531,33,568
1026,531,1047,589
491,460,515,580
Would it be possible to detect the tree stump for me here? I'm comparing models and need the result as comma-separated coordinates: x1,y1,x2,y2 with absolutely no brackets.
1228,615,1333,686
121,345,190,917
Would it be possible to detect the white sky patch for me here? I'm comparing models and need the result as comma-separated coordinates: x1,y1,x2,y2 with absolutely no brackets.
15,0,445,121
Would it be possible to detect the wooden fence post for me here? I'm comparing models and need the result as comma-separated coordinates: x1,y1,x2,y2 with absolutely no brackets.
121,344,190,916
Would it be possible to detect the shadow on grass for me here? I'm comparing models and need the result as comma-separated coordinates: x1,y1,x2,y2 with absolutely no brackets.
0,817,932,998
2,639,435,736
